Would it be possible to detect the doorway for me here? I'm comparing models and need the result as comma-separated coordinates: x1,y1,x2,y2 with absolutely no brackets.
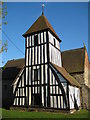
32,94,42,106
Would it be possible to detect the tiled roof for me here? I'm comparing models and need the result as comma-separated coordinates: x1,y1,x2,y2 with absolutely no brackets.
62,47,85,73
51,63,81,87
2,58,25,80
23,14,61,42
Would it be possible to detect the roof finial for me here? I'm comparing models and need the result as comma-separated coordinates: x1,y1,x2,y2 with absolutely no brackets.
42,4,45,15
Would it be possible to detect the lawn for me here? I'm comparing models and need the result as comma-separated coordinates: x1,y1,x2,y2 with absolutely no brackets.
1,108,89,119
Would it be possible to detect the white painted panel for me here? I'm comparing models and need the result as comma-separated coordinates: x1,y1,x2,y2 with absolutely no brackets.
38,46,40,64
32,35,34,46
50,69,52,85
54,96,57,108
45,44,47,63
42,86,44,106
27,37,28,47
46,86,48,107
13,99,16,105
26,87,28,96
26,49,28,66
56,81,58,85
61,96,63,108
29,87,31,105
32,47,34,65
13,85,15,94
41,32,43,43
35,87,37,94
38,68,40,80
56,86,58,94
44,32,46,42
42,45,43,63
38,33,40,44
32,70,34,85
35,46,37,64
58,96,60,108
75,87,80,107
23,88,25,96
22,74,24,87
41,65,44,84
29,48,31,65
69,85,75,109
50,96,53,107
62,83,67,94
29,67,31,85
29,36,31,46
33,87,34,94
50,86,52,94
19,80,21,87
26,68,28,85
45,65,47,84
49,43,62,67
48,31,54,45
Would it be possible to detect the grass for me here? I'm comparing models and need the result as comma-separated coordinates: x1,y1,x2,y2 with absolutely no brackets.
1,108,89,119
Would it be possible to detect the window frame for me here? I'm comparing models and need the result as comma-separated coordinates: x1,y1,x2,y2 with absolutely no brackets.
34,35,38,46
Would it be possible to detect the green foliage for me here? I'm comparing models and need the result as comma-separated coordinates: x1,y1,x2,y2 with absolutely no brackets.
0,40,8,53
0,2,8,54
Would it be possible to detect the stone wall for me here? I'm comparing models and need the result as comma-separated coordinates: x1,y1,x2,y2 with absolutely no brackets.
84,48,90,88
70,73,89,109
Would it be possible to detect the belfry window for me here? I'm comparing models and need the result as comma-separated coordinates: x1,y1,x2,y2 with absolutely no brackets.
54,38,56,47
34,69,38,81
34,35,38,46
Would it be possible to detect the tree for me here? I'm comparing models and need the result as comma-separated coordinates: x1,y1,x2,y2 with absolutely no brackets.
0,2,8,54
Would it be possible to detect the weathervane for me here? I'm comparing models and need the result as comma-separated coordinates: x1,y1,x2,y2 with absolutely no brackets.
42,4,45,15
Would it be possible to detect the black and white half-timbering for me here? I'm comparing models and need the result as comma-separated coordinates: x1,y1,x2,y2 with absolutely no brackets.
12,13,81,110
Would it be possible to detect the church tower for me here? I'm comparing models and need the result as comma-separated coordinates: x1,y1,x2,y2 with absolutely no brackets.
22,12,62,107
13,9,80,110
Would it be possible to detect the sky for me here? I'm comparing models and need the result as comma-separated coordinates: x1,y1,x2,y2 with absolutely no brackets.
2,2,88,66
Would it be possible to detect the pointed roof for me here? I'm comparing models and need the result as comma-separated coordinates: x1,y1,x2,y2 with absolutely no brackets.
23,14,61,42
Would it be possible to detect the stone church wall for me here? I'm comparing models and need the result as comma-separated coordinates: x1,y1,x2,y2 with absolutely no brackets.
70,73,89,109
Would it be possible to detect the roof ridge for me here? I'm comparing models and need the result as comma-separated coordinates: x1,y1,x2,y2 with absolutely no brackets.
7,58,24,62
62,47,84,53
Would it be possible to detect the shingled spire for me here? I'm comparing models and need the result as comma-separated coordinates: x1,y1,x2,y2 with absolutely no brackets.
22,10,61,42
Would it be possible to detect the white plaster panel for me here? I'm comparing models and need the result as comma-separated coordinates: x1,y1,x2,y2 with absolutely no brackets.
69,85,75,109
38,46,40,64
32,35,34,46
41,32,43,43
26,68,28,85
29,87,31,105
29,48,31,65
26,49,28,66
49,44,62,67
27,37,28,47
48,31,54,45
44,32,46,42
45,44,47,63
32,47,34,65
